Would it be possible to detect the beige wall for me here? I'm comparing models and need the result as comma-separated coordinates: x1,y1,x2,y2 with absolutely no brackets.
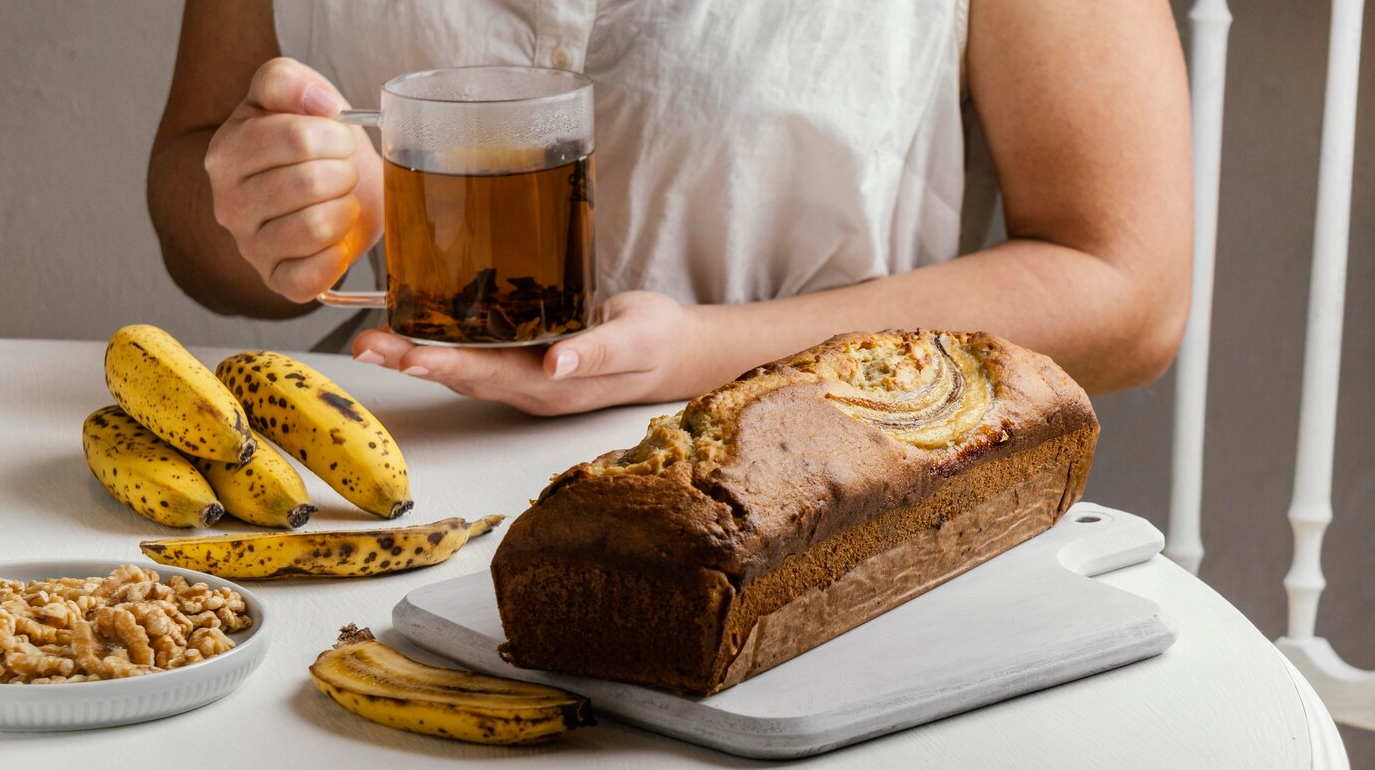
0,1,342,350
3,0,1374,761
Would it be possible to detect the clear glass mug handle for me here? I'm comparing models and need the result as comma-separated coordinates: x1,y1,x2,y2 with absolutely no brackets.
316,109,385,308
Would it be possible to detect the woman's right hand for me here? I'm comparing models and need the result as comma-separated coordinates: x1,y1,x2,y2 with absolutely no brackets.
204,57,384,304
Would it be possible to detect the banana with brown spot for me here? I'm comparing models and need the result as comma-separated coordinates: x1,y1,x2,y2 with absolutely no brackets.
310,625,593,744
215,351,410,518
104,324,256,464
139,515,503,579
188,431,316,529
82,405,225,528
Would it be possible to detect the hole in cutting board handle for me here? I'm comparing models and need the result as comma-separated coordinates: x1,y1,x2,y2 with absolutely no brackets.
1074,515,1102,523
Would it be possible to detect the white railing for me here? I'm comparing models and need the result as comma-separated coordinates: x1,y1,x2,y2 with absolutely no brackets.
1170,0,1375,730
1166,0,1233,576
1273,0,1375,730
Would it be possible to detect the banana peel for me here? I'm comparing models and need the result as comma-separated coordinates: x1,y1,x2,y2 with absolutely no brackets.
310,625,594,744
139,515,503,579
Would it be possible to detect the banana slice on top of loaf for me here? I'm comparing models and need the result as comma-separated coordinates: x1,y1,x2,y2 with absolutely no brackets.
491,330,1099,695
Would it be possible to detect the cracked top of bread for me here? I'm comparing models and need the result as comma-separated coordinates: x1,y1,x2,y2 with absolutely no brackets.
496,329,1097,587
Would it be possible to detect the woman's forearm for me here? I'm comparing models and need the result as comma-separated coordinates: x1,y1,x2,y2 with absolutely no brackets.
688,237,1187,396
147,129,315,319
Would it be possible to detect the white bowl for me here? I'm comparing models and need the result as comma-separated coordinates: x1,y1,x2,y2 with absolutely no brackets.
0,559,271,731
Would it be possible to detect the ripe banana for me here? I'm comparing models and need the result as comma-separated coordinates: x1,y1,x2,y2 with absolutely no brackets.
105,324,256,464
215,351,410,519
82,405,225,528
188,432,316,529
310,625,594,744
139,515,503,579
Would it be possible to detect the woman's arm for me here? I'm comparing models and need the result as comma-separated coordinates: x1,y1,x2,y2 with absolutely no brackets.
353,0,1191,412
694,0,1192,394
148,0,384,317
148,0,297,317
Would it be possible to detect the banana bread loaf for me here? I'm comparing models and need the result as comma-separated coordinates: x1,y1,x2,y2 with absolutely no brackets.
491,330,1098,694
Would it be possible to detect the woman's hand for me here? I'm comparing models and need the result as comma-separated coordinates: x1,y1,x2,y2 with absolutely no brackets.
351,292,711,415
204,57,384,304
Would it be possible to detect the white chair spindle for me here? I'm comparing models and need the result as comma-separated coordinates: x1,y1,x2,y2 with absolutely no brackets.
1274,0,1375,730
1166,0,1232,576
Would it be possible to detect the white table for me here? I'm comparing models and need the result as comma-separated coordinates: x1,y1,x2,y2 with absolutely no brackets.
0,339,1348,769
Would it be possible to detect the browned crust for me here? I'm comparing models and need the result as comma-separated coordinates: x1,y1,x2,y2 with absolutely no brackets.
492,330,1098,693
493,428,1096,693
499,331,1095,584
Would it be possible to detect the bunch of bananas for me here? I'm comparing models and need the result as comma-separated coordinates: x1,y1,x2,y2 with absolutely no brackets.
85,326,582,747
83,324,412,529
310,625,594,744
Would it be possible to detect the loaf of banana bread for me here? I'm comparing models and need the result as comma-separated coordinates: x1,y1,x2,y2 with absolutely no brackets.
491,330,1098,694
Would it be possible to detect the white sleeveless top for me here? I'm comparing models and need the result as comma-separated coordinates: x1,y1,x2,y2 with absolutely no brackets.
275,0,979,310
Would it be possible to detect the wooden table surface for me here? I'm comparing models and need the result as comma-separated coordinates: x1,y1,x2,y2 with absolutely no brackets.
0,339,1349,769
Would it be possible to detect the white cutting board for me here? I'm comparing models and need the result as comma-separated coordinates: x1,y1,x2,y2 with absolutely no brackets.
393,502,1175,759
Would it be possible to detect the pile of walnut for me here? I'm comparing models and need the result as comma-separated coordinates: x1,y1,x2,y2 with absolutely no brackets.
0,564,252,684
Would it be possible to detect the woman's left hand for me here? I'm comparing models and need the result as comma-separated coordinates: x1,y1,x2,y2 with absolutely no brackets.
351,291,704,415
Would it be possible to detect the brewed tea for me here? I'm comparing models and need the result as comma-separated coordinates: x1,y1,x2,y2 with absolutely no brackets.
383,151,595,345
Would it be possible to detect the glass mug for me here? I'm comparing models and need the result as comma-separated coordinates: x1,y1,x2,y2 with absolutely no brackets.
319,67,596,347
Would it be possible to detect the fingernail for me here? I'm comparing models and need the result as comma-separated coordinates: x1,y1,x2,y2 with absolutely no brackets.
552,350,578,380
302,85,343,117
354,349,384,365
402,366,431,377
